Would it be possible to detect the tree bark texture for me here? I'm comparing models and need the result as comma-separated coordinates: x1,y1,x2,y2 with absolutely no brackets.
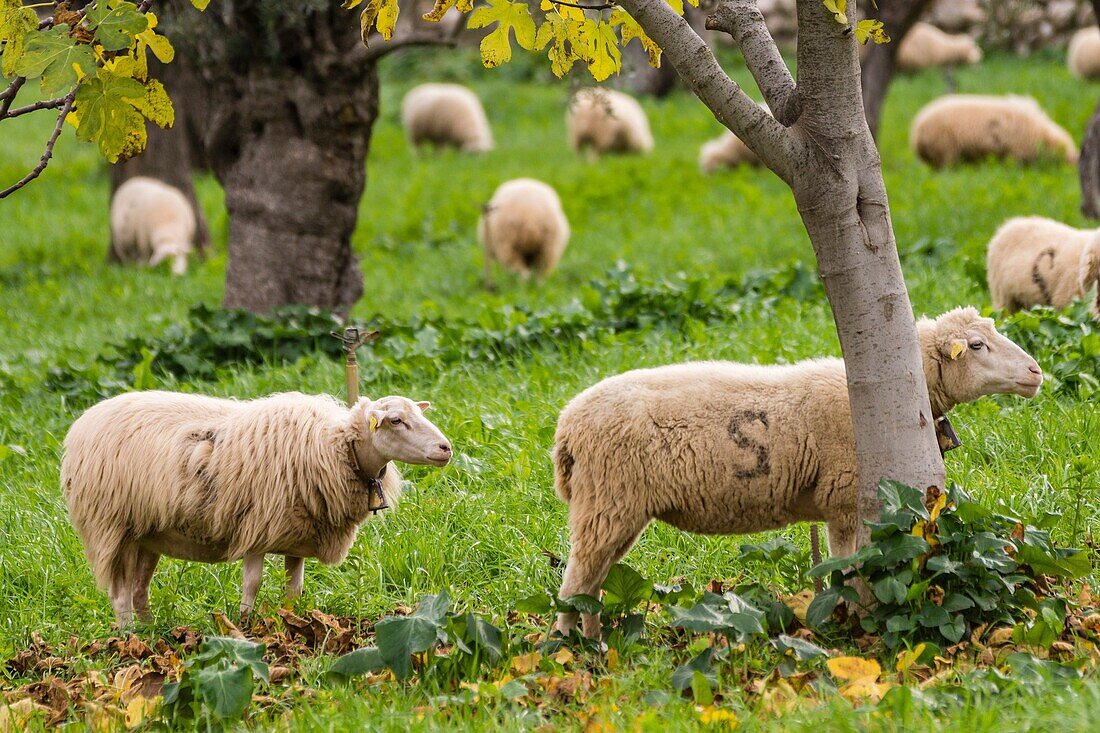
859,0,933,139
178,1,376,314
109,52,212,259
622,0,945,547
625,5,709,98
1080,0,1100,219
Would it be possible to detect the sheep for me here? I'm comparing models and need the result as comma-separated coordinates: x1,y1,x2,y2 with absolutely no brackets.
109,177,196,276
986,216,1100,312
477,178,570,287
896,22,982,72
552,307,1043,638
1069,27,1100,80
567,88,654,156
61,391,453,625
401,83,493,153
910,95,1078,168
698,104,771,173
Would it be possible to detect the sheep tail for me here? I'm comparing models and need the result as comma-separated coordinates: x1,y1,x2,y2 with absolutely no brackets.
553,438,574,504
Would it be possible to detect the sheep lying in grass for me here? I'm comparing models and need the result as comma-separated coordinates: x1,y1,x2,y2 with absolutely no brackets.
552,308,1043,637
61,391,452,625
567,89,653,156
1069,27,1100,80
401,83,493,153
987,216,1100,312
910,95,1078,168
896,22,982,72
109,177,196,276
478,178,570,287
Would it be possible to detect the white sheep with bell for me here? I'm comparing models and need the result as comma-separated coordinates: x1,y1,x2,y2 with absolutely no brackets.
401,83,494,153
909,95,1078,168
552,308,1043,637
109,177,197,276
896,22,982,72
478,178,570,287
61,391,453,625
567,88,654,156
987,216,1100,312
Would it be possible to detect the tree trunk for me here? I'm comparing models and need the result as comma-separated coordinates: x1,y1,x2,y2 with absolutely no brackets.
182,2,375,314
1080,0,1100,219
625,5,709,97
625,0,945,548
859,0,933,139
109,52,212,258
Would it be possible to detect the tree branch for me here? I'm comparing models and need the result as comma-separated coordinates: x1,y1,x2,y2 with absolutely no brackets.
0,92,75,199
617,0,801,182
359,31,457,63
0,77,26,119
706,0,801,126
2,95,68,120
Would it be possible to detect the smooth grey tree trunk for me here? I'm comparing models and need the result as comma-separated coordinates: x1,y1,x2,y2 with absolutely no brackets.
859,0,933,139
622,0,945,547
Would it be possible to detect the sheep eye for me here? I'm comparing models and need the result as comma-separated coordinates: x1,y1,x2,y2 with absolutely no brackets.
969,340,984,351
389,416,403,426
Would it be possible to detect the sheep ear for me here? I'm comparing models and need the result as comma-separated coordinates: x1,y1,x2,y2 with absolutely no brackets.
416,401,431,412
948,340,966,360
367,409,386,431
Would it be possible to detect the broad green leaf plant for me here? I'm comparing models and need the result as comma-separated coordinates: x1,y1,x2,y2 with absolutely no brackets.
0,0,208,197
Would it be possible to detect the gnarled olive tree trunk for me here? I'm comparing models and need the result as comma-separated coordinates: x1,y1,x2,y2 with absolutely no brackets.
179,1,378,314
625,0,945,547
859,0,933,139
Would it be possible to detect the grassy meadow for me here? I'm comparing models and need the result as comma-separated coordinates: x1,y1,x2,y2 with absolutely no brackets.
2,45,1100,729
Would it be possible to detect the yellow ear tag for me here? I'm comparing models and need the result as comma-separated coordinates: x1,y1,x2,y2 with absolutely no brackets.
369,416,379,431
949,341,965,360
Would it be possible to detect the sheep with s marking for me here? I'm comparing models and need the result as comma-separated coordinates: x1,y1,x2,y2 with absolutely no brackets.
109,177,197,276
567,88,653,156
986,216,1100,313
1069,27,1100,80
895,22,982,72
551,308,1043,638
401,83,494,153
61,391,453,625
478,178,570,287
909,95,1078,168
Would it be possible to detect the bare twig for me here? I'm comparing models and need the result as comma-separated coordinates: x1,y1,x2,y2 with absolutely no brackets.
361,31,457,63
0,92,76,199
3,95,68,120
706,0,801,126
0,77,26,119
550,0,617,9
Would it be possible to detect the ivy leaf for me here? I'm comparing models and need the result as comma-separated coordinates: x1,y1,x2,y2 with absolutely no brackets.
14,24,97,96
578,18,620,82
468,0,536,69
192,660,253,720
358,0,400,46
85,0,149,52
611,9,661,68
854,18,890,45
72,67,147,162
0,0,38,78
422,0,474,22
326,647,385,681
823,0,848,25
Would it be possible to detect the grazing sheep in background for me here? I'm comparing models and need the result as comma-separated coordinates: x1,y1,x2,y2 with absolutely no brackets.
552,308,1043,637
109,177,196,276
896,22,982,72
567,88,653,156
401,83,493,153
698,104,770,173
987,216,1100,312
62,391,453,625
910,95,1078,168
1069,27,1100,80
478,178,570,288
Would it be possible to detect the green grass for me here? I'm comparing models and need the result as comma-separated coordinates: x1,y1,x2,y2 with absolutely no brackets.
2,47,1100,729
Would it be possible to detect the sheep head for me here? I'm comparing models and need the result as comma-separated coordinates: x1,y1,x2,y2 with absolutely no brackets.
350,396,452,473
919,306,1043,416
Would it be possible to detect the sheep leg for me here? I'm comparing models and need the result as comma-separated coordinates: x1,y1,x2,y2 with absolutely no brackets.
108,545,139,627
482,251,497,292
284,555,305,606
239,553,265,618
556,515,647,639
131,549,160,623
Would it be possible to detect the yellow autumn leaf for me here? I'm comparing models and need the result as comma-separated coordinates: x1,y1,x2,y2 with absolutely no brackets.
611,9,661,68
696,705,739,728
534,11,580,78
359,0,400,46
911,519,926,538
124,696,160,729
132,78,175,129
469,0,536,68
826,656,881,682
854,18,890,45
666,0,684,14
895,642,926,672
577,18,621,82
606,646,619,670
423,0,473,23
928,492,948,522
838,678,893,704
823,0,847,25
552,648,575,667
510,651,541,674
